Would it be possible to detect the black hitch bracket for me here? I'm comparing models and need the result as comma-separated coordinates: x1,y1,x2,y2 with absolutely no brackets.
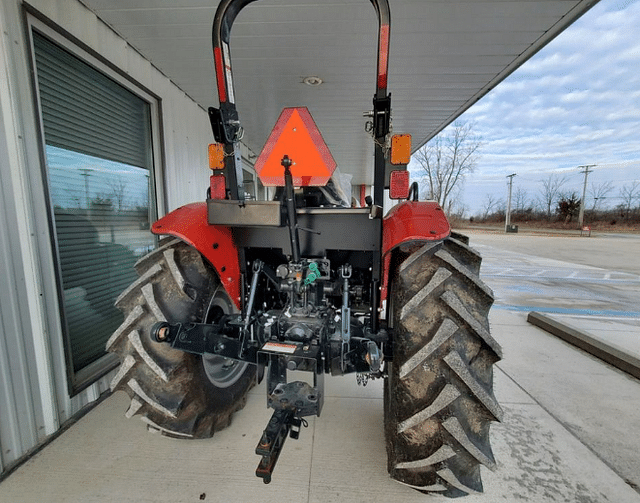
255,409,301,484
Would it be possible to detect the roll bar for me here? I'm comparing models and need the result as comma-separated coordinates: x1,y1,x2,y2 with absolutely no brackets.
208,0,392,205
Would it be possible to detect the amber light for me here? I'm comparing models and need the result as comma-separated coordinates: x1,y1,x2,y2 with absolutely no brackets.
208,143,225,170
390,134,412,165
389,170,410,199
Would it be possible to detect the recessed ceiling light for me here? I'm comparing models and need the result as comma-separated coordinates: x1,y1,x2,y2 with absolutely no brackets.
302,76,323,86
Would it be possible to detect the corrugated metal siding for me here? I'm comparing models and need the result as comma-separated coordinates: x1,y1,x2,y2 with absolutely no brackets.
0,178,43,472
0,0,223,476
162,87,213,211
0,1,52,474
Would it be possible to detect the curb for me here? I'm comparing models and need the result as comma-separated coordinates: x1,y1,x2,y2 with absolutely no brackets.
527,311,640,380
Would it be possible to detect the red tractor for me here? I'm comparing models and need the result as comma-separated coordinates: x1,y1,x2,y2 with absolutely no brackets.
107,0,502,496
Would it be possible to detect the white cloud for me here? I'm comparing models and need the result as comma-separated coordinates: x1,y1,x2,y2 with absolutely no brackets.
606,108,640,121
437,0,640,215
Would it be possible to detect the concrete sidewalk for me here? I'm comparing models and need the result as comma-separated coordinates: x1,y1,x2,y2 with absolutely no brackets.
466,230,640,496
492,309,640,498
539,312,640,360
1,308,639,503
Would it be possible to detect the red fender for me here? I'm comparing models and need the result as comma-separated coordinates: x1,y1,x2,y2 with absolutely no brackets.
380,201,450,306
151,202,242,309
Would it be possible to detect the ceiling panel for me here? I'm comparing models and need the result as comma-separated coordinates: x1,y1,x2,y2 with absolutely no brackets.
82,0,599,185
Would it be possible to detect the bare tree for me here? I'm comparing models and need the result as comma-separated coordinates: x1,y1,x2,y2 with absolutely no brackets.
619,180,640,218
513,187,529,213
481,193,502,220
588,181,614,210
108,177,127,212
538,174,567,219
447,194,468,220
414,122,481,213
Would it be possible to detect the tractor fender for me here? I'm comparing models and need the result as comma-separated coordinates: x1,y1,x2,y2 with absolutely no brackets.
380,200,450,307
151,202,242,309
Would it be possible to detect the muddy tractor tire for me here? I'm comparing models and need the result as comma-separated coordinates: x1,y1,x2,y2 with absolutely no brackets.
385,235,503,497
106,239,255,438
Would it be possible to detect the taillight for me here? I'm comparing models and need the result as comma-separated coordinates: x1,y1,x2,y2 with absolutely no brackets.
389,170,410,199
210,174,226,199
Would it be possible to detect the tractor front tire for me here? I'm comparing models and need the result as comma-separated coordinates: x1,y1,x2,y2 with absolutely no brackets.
385,236,503,497
106,239,255,438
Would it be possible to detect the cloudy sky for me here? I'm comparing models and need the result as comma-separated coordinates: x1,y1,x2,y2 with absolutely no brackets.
410,0,640,216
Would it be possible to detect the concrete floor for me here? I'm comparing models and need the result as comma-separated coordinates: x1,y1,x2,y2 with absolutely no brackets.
468,230,640,495
1,231,639,502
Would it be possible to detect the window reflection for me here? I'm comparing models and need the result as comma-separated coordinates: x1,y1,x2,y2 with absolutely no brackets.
47,146,155,371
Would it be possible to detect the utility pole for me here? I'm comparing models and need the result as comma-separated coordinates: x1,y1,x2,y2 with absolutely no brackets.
80,168,92,209
505,173,516,232
578,164,595,227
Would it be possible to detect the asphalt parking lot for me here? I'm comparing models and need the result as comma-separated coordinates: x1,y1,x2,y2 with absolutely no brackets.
1,230,639,502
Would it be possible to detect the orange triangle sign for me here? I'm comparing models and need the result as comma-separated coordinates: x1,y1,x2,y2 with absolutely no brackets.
255,107,336,187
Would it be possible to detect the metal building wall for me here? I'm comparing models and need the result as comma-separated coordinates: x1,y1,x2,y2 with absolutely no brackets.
0,0,229,476
0,91,43,477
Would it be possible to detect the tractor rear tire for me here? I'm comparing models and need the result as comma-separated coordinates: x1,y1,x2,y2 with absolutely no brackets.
385,236,502,497
106,239,255,438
